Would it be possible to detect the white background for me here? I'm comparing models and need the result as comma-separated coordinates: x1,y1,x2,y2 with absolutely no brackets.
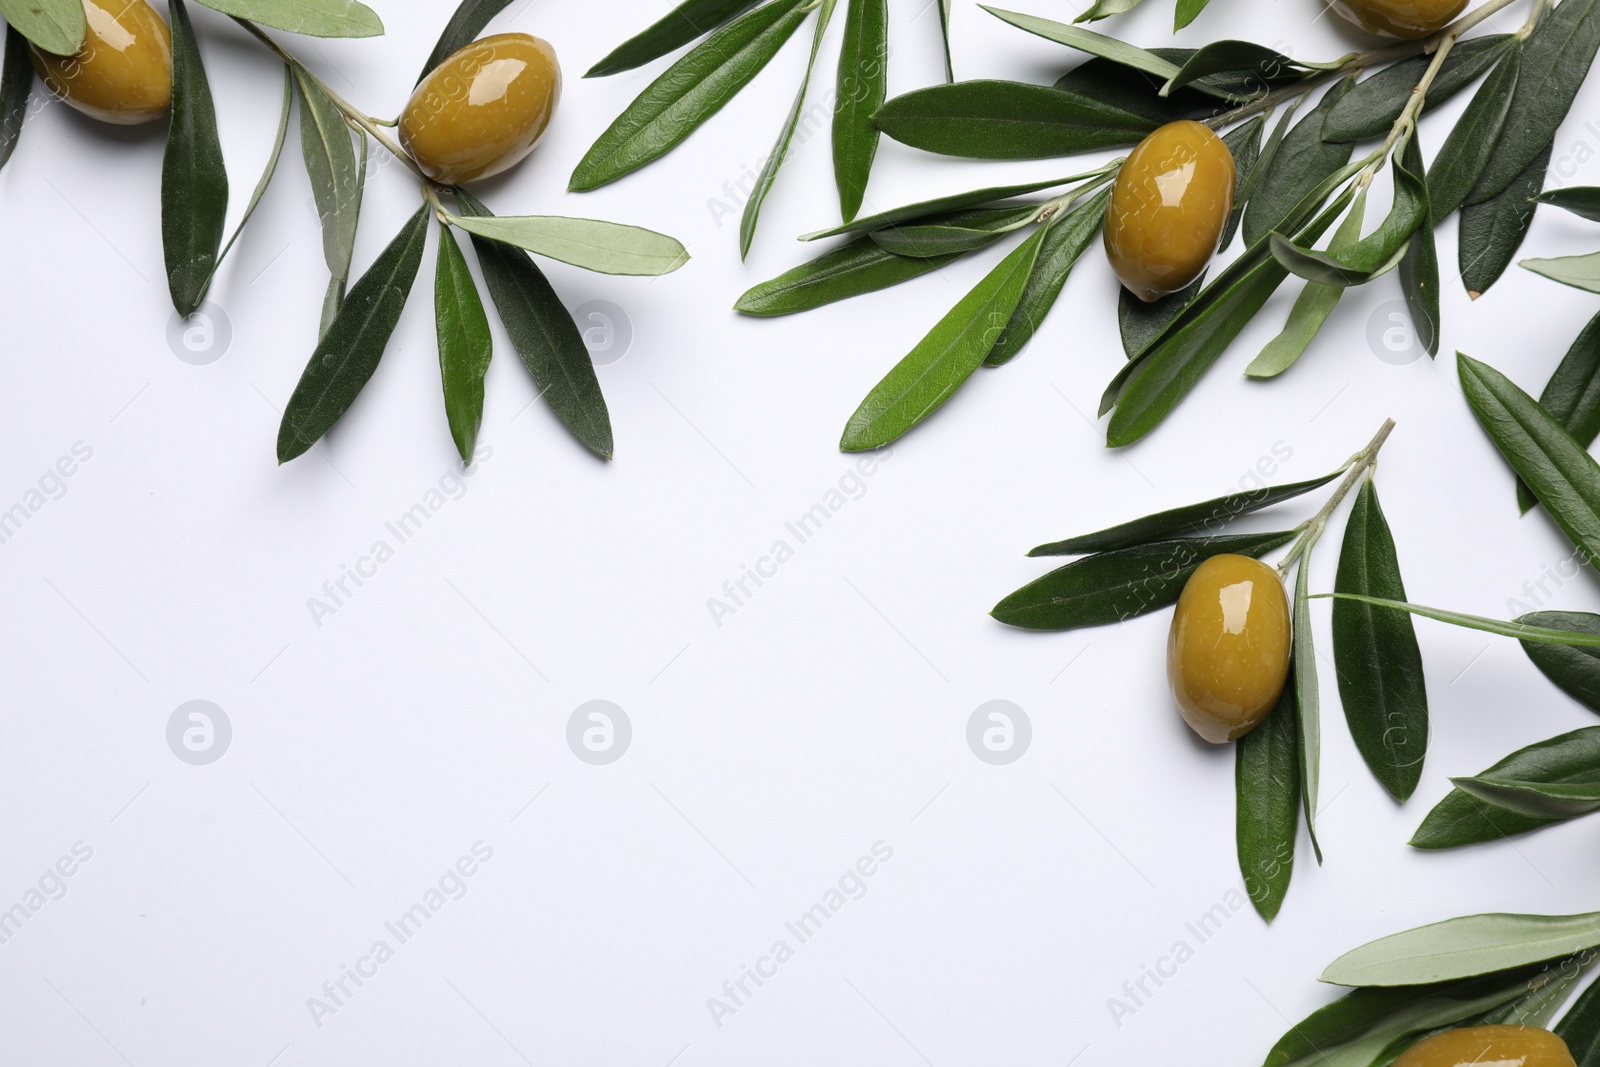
5,0,1600,1063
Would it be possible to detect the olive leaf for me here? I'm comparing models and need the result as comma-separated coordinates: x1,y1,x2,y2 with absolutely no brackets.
1174,0,1212,29
1426,39,1521,224
1451,776,1600,820
320,134,366,336
734,239,960,315
192,0,383,37
802,169,1109,240
569,0,811,192
1555,965,1600,1062
1332,481,1429,803
1524,251,1600,294
0,0,83,56
1052,51,1222,126
1293,548,1321,863
1243,78,1355,248
840,226,1048,451
741,0,837,258
1321,911,1600,987
1249,188,1367,379
277,204,430,463
1074,0,1145,23
453,189,613,460
936,0,952,78
980,7,1188,87
586,0,760,78
296,69,362,331
1319,35,1511,143
985,187,1110,367
872,79,1155,160
417,0,519,83
1118,277,1203,360
1520,611,1600,715
200,64,293,295
832,0,887,223
162,0,230,319
1316,594,1600,646
1462,144,1549,298
991,530,1297,631
1218,115,1265,252
1413,727,1600,849
1030,467,1339,556
1401,134,1441,357
1161,41,1299,97
869,204,1040,257
0,26,32,174
1537,186,1600,221
1236,679,1299,923
435,223,494,465
1520,311,1600,513
445,214,690,276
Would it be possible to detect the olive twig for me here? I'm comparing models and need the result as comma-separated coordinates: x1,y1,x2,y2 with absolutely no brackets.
1276,418,1396,580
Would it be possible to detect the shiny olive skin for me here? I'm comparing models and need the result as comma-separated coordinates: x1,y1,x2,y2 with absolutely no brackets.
1328,0,1467,37
30,0,172,125
400,33,561,185
1391,1026,1575,1067
1167,554,1291,743
1104,120,1236,303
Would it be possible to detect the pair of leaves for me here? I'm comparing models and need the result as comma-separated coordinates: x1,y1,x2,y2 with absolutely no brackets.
1521,611,1600,715
1319,35,1511,143
1243,79,1354,249
296,67,365,335
1518,309,1600,512
585,0,762,78
1414,726,1600,848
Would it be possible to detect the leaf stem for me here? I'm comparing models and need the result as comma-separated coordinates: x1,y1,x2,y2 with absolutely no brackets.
1276,418,1395,579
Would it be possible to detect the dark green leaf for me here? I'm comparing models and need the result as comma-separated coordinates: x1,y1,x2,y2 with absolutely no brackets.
1521,310,1600,512
873,79,1154,160
1555,966,1600,1063
1119,275,1203,359
1427,40,1521,224
991,530,1296,631
1162,40,1299,96
1536,185,1600,222
1320,35,1511,143
277,204,430,464
1318,594,1600,647
1243,78,1355,248
569,0,811,191
1249,190,1366,378
296,70,362,309
1401,133,1441,356
1293,547,1321,863
1219,115,1265,251
1053,51,1223,126
1413,727,1600,849
585,0,760,78
802,168,1109,241
435,223,494,465
417,0,517,83
1031,466,1338,555
734,238,961,316
453,188,613,459
1452,775,1600,820
985,188,1109,367
869,204,1039,257
1462,143,1549,297
833,0,887,223
937,0,952,79
1236,681,1299,922
1520,611,1600,715
162,0,230,319
1174,0,1212,30
1469,0,1600,202
0,26,31,173
0,0,82,55
1322,911,1600,987
191,0,382,37
840,226,1047,451
1332,480,1429,803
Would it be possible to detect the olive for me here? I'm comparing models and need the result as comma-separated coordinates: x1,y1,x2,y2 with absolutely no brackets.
1104,119,1236,303
1167,554,1290,743
400,33,561,186
30,0,172,126
1391,1026,1575,1067
1327,0,1467,38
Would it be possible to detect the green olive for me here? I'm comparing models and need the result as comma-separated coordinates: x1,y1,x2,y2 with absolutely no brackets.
1391,1026,1575,1067
1327,0,1467,37
399,33,561,186
1167,554,1290,743
30,0,172,126
1104,120,1236,303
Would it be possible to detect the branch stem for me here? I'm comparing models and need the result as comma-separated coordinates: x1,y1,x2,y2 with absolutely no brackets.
1276,418,1395,580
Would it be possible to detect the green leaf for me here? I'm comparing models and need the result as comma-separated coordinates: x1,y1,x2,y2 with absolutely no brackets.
1174,0,1212,29
802,168,1111,240
319,133,367,337
734,238,960,316
201,63,293,294
1451,775,1600,820
277,205,430,464
985,188,1109,367
832,0,887,223
1462,144,1549,297
1052,50,1224,126
1536,185,1600,222
586,0,760,78
435,223,494,465
1236,680,1299,922
1521,310,1600,512
873,79,1153,160
1320,36,1512,143
1219,115,1265,252
1074,0,1145,23
1030,466,1339,555
1293,546,1321,863
937,0,952,79
1249,189,1366,378
992,530,1296,631
1460,352,1600,564
1401,135,1440,357
296,69,362,307
840,226,1047,451
1525,250,1600,294
1520,611,1600,716
1243,78,1355,248
0,0,82,55
569,0,811,191
1427,40,1521,224
418,0,518,83
980,6,1181,83
1316,594,1600,647
445,213,690,276
1413,727,1600,849
1118,275,1203,359
1554,965,1600,1063
741,0,836,258
1331,481,1429,803
0,26,32,173
453,189,613,460
1161,40,1299,97
162,0,230,319
192,0,382,37
868,204,1039,257
1322,911,1600,987
1469,0,1600,203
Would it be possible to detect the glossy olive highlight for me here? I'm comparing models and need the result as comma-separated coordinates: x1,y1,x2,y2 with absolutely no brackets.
30,0,172,125
1391,1025,1575,1067
1167,554,1291,743
400,33,561,186
1327,0,1468,38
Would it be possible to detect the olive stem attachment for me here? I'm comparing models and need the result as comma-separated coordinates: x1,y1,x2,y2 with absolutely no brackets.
421,183,450,224
1275,418,1396,580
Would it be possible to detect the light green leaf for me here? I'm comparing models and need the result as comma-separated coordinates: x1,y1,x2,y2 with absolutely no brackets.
1321,911,1600,987
192,0,382,37
981,5,1180,83
446,213,690,276
162,0,229,318
0,0,83,55
296,69,362,308
1314,594,1600,647
1523,251,1600,293
1248,188,1366,378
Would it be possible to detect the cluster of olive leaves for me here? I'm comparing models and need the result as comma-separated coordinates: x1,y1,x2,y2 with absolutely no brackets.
0,0,691,466
733,0,1600,453
1260,909,1600,1066
573,0,917,257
